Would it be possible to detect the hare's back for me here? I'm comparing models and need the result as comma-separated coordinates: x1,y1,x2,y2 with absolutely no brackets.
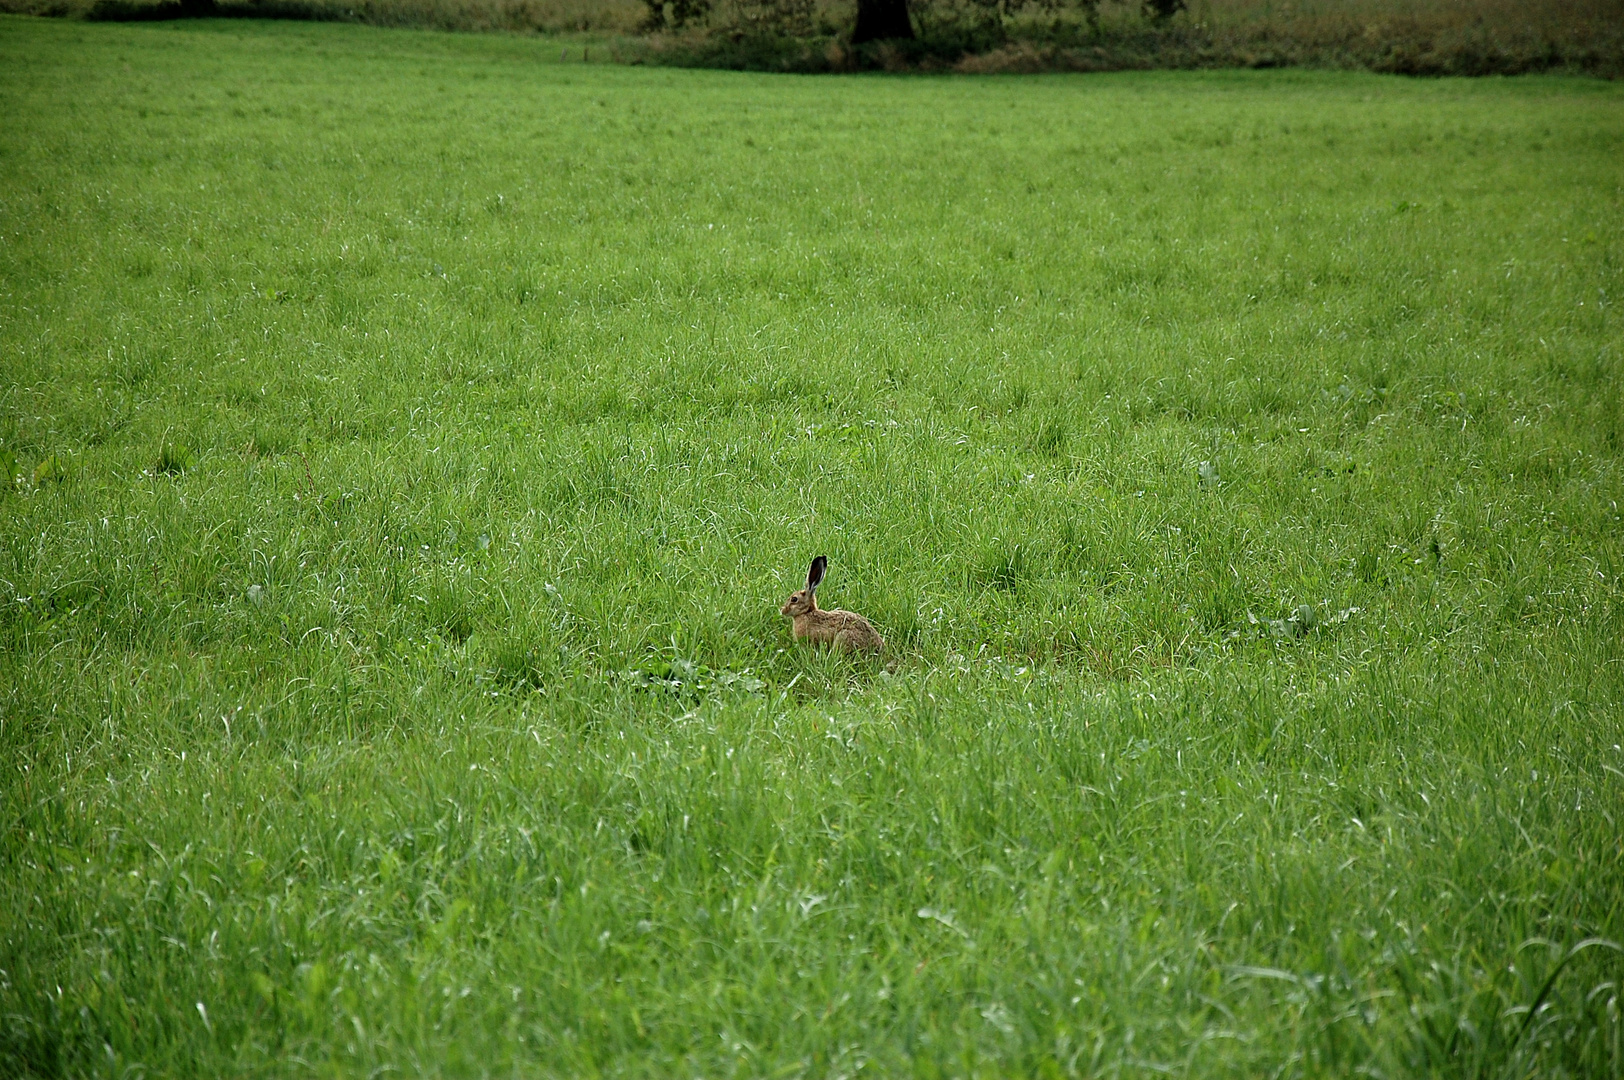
828,609,884,651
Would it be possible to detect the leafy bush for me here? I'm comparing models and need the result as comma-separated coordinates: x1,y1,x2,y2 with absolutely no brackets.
639,0,1624,74
3,0,1620,73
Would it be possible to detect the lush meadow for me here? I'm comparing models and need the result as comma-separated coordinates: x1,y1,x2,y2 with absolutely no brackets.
2,15,1623,1077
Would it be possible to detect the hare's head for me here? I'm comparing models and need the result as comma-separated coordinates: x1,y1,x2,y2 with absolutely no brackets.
780,556,827,618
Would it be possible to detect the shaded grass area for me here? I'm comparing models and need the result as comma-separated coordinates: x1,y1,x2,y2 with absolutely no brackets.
1,0,646,33
2,15,1623,1077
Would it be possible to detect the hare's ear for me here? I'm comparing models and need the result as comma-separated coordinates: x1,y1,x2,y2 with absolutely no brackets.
807,555,827,592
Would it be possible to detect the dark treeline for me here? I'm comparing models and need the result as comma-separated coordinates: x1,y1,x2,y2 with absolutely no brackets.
6,0,1621,75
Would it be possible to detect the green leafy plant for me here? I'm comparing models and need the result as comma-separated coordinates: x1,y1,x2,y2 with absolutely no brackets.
155,442,192,475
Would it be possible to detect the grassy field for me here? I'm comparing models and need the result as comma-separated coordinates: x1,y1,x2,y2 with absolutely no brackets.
3,14,1623,1077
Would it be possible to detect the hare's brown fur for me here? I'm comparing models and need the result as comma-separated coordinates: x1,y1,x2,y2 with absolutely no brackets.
780,557,884,654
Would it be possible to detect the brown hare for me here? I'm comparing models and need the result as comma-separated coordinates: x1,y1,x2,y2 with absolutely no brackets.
780,556,885,654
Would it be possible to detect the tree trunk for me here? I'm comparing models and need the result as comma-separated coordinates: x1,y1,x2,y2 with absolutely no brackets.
851,0,913,42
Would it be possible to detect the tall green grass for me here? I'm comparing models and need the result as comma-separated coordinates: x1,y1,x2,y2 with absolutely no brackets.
2,15,1622,1077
